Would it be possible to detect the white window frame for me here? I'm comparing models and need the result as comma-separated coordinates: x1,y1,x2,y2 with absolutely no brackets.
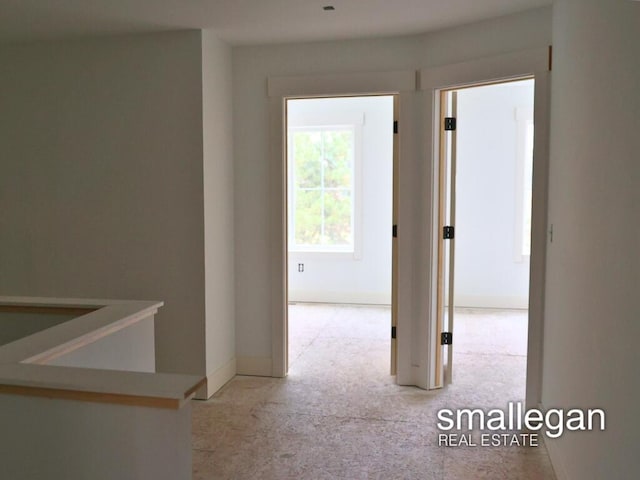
286,108,364,259
514,105,534,263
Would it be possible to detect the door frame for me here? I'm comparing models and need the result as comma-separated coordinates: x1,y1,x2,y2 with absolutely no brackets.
267,71,417,379
435,88,459,388
420,47,551,407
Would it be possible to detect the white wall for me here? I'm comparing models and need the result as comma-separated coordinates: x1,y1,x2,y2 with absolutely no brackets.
233,34,419,368
0,30,236,394
232,7,552,372
0,394,192,480
542,1,639,479
0,312,75,347
49,315,155,373
201,30,236,396
454,81,534,309
287,96,393,305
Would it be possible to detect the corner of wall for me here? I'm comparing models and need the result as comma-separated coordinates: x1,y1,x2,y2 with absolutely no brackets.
236,356,273,377
196,357,237,399
201,27,237,392
537,403,569,480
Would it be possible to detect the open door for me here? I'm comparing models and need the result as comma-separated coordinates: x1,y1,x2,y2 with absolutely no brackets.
390,94,399,375
285,94,398,378
435,89,457,387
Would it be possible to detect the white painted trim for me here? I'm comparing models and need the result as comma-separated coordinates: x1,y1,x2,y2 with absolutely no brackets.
0,296,204,410
268,71,419,384
526,69,550,409
454,295,529,310
268,70,417,98
236,356,273,377
287,122,363,259
288,290,391,306
195,357,236,399
394,91,429,388
420,47,550,405
514,105,535,263
425,88,440,390
419,48,549,90
544,439,568,480
538,403,569,480
269,96,288,378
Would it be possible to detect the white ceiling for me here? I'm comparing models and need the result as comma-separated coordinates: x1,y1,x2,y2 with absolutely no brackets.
0,0,551,46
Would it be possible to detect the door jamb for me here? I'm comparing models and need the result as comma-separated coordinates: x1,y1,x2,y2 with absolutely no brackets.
420,47,551,406
267,71,417,379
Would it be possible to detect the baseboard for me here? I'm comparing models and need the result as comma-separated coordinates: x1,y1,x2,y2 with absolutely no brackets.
289,290,391,305
453,294,529,310
236,356,273,377
539,403,569,480
195,357,236,399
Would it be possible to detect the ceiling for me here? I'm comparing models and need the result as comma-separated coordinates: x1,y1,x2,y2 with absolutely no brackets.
0,0,551,46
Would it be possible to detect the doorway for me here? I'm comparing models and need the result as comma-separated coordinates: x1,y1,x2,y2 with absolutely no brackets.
285,95,397,376
435,78,535,399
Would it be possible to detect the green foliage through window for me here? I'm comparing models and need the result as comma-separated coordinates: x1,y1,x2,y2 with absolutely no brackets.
289,126,355,251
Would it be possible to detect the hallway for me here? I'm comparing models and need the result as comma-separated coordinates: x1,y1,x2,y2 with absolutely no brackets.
192,304,555,479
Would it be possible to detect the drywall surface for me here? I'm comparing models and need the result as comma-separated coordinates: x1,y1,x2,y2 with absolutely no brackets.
287,96,393,305
0,394,192,480
49,314,155,372
232,32,418,365
201,29,236,395
0,312,75,347
0,31,207,376
542,1,639,479
455,81,534,309
232,7,552,368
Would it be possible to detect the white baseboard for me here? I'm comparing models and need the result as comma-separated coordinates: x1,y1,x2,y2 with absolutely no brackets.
195,357,236,399
236,356,273,377
453,294,529,310
289,290,391,305
545,439,569,480
539,403,569,480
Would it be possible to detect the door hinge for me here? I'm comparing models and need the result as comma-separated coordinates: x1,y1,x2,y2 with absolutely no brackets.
392,225,398,238
443,226,455,240
444,117,457,131
441,332,452,345
393,120,398,134
391,326,397,339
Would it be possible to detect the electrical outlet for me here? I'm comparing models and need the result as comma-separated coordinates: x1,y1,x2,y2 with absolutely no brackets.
298,263,304,273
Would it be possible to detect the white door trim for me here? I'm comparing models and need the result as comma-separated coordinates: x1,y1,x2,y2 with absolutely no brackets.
267,70,418,380
419,47,550,406
268,71,416,98
419,48,549,90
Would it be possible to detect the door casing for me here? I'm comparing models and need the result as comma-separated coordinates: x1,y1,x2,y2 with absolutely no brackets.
267,70,417,380
421,48,550,407
266,49,550,406
285,94,398,374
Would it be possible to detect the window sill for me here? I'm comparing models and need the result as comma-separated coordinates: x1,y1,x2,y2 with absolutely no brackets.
288,250,362,261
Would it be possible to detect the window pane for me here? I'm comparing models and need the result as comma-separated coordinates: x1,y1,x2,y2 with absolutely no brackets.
293,131,322,188
288,125,355,252
324,189,352,245
323,129,353,188
294,189,322,245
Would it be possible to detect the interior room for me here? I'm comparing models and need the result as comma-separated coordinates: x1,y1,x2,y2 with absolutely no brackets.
449,78,536,399
0,1,638,479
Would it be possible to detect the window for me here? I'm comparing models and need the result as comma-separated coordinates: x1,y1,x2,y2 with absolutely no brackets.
288,125,355,252
521,121,534,256
515,106,534,261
